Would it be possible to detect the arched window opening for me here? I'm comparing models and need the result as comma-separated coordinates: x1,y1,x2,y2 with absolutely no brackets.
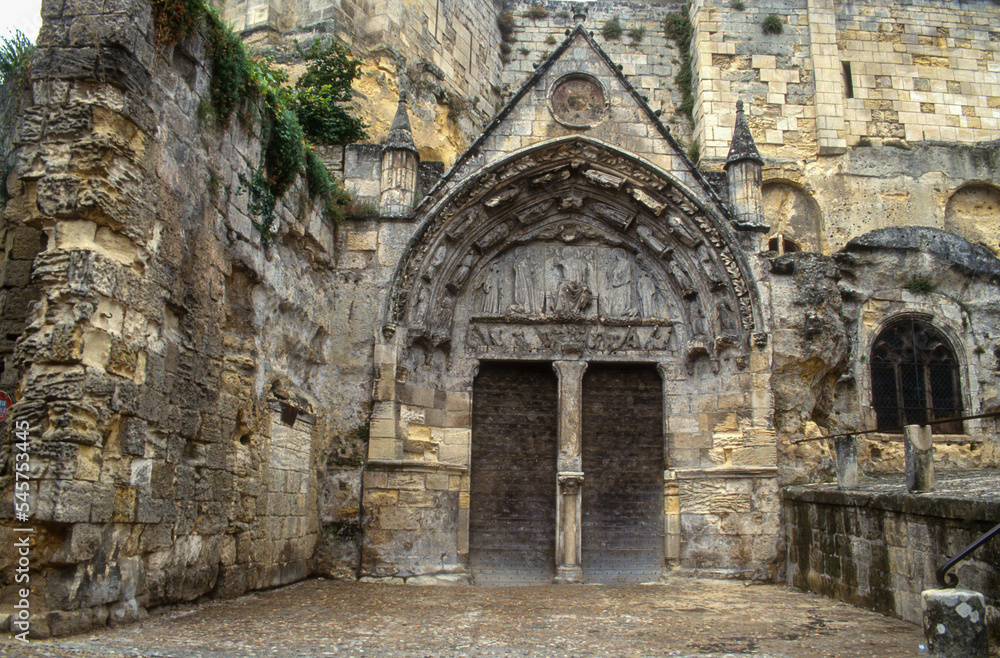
870,318,963,434
767,233,800,255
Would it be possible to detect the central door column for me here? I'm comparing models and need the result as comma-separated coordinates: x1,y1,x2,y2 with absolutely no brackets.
553,360,587,583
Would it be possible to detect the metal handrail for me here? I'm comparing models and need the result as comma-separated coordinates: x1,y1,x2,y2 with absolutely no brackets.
937,521,1000,588
789,411,1000,444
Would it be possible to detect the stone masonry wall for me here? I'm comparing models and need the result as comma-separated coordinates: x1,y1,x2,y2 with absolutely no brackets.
501,0,694,147
694,0,1000,162
784,479,1000,646
0,75,48,415
222,0,505,165
0,0,392,636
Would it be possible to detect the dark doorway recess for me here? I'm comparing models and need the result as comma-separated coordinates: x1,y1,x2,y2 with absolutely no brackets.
470,361,558,584
581,363,665,583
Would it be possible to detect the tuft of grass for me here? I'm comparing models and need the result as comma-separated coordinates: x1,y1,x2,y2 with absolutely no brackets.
545,34,557,45
498,12,516,42
730,0,745,10
628,26,646,43
663,5,694,121
556,10,570,19
884,138,912,150
523,4,548,19
762,14,783,35
855,136,872,147
601,17,624,40
905,274,935,294
687,141,701,164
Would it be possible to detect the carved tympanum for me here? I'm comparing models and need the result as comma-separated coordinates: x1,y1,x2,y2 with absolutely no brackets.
390,137,759,361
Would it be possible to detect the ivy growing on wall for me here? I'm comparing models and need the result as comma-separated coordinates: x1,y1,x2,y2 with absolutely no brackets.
151,0,368,244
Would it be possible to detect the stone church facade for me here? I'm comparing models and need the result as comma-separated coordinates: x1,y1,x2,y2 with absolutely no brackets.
0,0,998,637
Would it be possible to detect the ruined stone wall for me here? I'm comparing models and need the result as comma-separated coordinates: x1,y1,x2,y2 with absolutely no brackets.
764,139,1000,256
784,481,1000,644
0,0,394,635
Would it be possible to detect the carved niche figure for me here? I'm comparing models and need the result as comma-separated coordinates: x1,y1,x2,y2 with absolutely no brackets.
511,248,541,315
696,243,725,290
410,282,430,327
686,295,709,339
554,247,592,315
604,249,638,318
423,244,449,282
664,251,696,299
478,261,505,315
718,294,738,332
666,210,702,249
635,264,662,319
447,252,476,294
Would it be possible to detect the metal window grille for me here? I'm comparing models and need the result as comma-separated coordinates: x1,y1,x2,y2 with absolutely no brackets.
870,318,962,433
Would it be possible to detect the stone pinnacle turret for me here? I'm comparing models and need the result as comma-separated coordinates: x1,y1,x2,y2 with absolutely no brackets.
724,100,767,232
380,92,420,217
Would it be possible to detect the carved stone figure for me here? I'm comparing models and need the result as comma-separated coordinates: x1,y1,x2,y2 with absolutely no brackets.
411,283,429,326
665,251,696,299
555,248,592,315
479,261,505,315
697,243,725,290
605,249,638,318
687,295,709,339
718,294,738,332
423,244,448,282
512,249,540,314
636,266,658,319
447,252,476,293
666,210,702,248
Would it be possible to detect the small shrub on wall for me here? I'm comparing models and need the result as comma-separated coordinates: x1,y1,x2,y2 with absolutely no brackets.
601,17,624,41
762,14,783,35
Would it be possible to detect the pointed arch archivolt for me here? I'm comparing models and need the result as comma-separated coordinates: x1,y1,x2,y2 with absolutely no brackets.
384,137,763,364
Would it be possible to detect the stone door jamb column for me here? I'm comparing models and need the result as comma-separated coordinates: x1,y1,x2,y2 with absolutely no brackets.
553,360,587,583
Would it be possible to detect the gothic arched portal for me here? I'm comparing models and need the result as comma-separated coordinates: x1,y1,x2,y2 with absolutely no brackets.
364,137,776,583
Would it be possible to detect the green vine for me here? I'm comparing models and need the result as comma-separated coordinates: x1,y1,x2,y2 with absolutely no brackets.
150,4,366,244
237,169,277,247
663,5,694,120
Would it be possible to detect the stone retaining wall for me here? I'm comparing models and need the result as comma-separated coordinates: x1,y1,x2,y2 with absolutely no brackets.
784,479,1000,646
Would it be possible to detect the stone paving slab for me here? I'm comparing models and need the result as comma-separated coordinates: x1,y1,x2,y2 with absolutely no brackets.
0,577,928,657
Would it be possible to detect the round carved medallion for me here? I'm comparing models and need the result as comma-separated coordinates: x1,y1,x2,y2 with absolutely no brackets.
549,74,608,128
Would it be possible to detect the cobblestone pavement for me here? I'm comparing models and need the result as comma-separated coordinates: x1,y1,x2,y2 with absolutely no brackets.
2,577,926,657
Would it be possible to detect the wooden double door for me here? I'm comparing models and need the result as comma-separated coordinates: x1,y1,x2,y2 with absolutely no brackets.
469,361,664,584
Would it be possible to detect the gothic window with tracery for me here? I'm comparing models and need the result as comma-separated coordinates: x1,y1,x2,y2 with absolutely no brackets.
870,318,963,433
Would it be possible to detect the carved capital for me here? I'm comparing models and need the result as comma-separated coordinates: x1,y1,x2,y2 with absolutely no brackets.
552,360,588,383
558,471,585,493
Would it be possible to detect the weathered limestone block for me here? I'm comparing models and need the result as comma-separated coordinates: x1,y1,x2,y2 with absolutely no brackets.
922,589,989,658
